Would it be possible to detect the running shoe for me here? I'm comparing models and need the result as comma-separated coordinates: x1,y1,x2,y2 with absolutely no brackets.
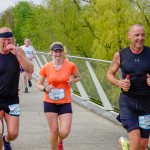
57,140,64,150
3,136,12,150
119,136,129,150
28,80,32,87
24,87,28,93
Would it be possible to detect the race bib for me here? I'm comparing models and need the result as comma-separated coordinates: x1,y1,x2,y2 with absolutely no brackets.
8,104,21,116
138,114,150,130
49,88,64,100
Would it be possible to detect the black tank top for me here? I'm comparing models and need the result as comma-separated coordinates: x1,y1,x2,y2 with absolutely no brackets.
0,52,20,102
119,46,150,98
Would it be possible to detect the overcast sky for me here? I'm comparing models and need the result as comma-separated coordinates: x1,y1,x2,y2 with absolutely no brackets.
0,0,43,13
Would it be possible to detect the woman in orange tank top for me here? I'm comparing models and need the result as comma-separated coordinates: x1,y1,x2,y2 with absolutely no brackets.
37,42,81,150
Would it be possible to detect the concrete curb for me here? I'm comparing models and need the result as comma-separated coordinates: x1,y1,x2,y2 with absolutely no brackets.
72,94,121,125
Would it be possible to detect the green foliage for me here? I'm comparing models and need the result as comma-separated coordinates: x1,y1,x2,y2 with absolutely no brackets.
12,1,35,45
0,0,150,58
0,9,14,28
88,0,146,60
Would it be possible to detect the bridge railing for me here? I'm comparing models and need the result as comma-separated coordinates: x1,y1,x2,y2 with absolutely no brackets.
33,52,121,112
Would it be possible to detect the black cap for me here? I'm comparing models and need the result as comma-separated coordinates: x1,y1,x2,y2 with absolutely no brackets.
51,43,64,51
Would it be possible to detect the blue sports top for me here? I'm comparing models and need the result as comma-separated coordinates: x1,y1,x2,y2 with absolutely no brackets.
119,46,150,98
0,52,20,102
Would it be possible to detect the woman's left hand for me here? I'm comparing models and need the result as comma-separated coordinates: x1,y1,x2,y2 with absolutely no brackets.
67,79,73,86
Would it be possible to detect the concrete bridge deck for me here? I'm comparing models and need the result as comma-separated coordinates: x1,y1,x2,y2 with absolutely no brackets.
6,78,148,150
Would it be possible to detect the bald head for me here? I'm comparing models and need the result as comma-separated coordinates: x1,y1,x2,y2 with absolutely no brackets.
128,24,145,51
129,24,145,33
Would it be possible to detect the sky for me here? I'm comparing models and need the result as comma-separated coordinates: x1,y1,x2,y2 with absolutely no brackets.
0,0,44,13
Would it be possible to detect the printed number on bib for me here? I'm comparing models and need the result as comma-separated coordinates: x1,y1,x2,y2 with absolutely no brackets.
49,88,64,100
138,114,150,130
8,104,21,116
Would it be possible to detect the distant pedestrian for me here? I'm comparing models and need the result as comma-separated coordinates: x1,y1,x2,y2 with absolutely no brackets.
20,38,36,93
36,42,81,150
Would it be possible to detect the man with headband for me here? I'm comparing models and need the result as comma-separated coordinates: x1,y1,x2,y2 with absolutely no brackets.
0,27,34,150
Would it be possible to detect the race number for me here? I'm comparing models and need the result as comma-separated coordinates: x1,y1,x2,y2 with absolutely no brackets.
138,114,150,130
49,88,64,100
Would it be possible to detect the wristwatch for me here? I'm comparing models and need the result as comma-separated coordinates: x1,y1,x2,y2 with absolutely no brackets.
43,86,47,92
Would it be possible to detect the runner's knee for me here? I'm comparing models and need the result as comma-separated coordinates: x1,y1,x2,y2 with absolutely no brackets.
50,127,59,137
59,130,70,139
7,131,18,140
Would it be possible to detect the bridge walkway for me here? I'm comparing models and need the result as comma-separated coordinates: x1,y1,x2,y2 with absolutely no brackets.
7,78,147,150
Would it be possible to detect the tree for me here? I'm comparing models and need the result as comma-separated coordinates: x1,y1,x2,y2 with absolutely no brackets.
0,0,150,59
12,1,35,45
0,9,14,29
86,0,148,60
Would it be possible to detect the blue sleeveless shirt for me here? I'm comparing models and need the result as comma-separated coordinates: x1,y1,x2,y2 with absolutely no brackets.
119,46,150,98
0,52,20,102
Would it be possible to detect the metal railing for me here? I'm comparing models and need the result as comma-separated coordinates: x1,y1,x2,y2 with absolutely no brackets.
33,52,121,112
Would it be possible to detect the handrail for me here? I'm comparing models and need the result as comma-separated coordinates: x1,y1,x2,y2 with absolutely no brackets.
33,52,120,111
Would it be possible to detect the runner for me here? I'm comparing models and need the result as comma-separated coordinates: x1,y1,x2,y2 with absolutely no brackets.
36,42,81,150
0,27,34,150
20,38,36,93
107,24,150,150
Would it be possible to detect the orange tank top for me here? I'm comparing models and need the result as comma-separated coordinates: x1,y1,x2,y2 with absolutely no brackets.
39,60,78,104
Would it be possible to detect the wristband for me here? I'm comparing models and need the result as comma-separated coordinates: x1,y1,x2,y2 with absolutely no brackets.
43,86,47,92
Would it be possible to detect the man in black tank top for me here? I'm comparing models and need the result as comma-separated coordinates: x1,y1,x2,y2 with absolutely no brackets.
107,24,150,150
0,27,34,150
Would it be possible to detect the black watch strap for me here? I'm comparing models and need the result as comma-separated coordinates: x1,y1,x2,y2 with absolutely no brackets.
43,87,47,92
